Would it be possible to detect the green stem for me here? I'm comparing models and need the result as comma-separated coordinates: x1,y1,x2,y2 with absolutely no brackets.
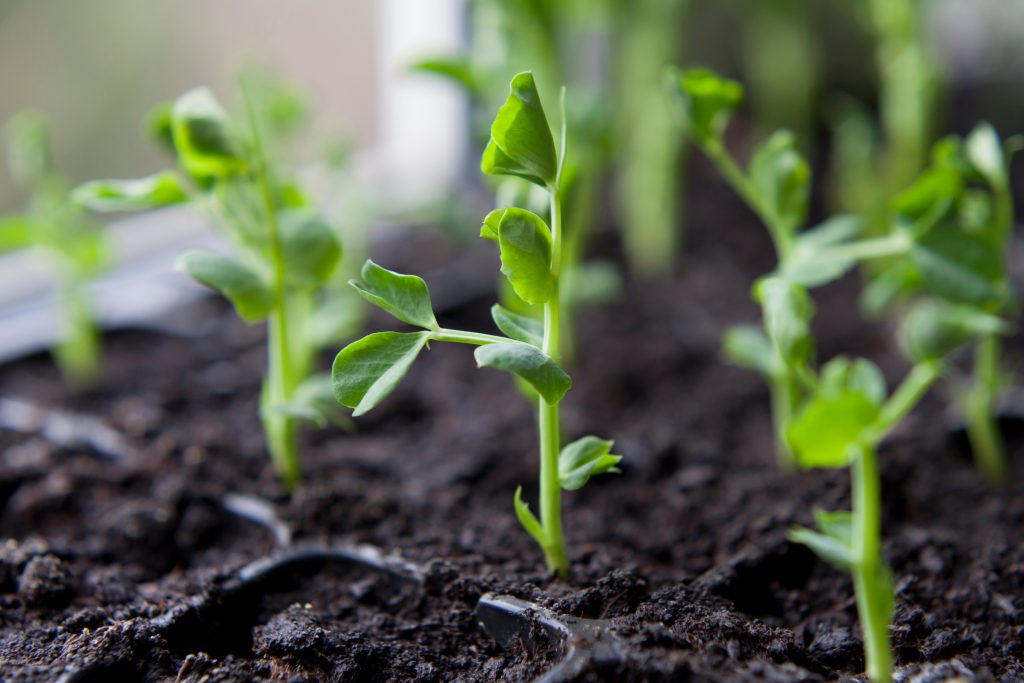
867,361,940,442
966,334,1006,485
539,185,568,577
829,233,911,262
700,137,794,260
242,82,299,488
430,328,510,346
851,444,893,683
769,369,798,469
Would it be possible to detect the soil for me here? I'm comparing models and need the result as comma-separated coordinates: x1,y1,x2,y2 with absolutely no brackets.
0,161,1022,682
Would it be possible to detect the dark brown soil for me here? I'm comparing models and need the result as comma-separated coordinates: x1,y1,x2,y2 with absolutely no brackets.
0,167,1022,681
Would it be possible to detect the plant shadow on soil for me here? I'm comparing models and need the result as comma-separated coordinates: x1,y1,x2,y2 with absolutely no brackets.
0,166,1022,681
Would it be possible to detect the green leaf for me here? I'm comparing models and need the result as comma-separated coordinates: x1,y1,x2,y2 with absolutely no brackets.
72,172,189,212
819,357,886,407
909,229,1004,306
749,130,810,233
558,436,622,491
495,208,555,305
814,509,853,546
491,304,543,347
175,249,273,322
722,325,776,377
171,88,247,179
410,56,479,97
480,208,503,241
279,212,342,288
144,101,176,155
892,167,961,228
673,68,744,142
787,391,879,469
474,342,570,405
861,262,917,318
0,215,37,252
783,215,862,287
900,301,1012,363
513,486,547,548
332,331,430,417
266,373,353,430
481,72,557,187
350,260,437,330
788,526,853,571
755,276,814,365
965,122,1005,190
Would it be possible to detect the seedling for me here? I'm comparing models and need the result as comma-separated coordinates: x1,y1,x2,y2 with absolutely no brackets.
74,79,344,487
674,68,1012,680
1,111,108,386
332,73,620,577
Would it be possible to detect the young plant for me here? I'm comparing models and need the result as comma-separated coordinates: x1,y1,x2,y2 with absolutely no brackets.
73,81,344,487
675,69,1018,485
332,72,620,577
786,292,1006,682
1,111,108,386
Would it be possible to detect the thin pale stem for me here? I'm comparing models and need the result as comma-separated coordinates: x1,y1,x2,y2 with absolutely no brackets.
966,334,1006,485
539,185,568,578
699,137,794,260
851,444,893,683
829,233,911,262
431,328,509,347
768,369,797,469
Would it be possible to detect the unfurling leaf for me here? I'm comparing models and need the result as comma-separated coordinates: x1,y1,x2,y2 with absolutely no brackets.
513,486,546,547
171,88,247,179
783,216,862,288
819,357,886,407
788,524,853,571
481,72,557,187
474,342,570,404
909,229,1005,307
492,304,543,347
495,208,555,305
72,171,189,212
332,331,430,417
755,276,814,365
175,249,272,322
480,207,503,241
350,260,437,330
965,122,1005,190
749,130,810,233
558,436,622,491
722,325,776,378
279,212,342,287
900,301,1011,363
673,68,743,142
787,393,878,469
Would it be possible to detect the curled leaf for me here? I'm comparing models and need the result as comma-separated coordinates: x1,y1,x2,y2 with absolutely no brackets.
558,436,622,491
350,260,437,330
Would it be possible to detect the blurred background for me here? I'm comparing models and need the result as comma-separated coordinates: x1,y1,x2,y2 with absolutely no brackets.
2,0,1023,213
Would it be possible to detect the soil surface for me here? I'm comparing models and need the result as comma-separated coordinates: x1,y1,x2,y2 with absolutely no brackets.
0,162,1022,681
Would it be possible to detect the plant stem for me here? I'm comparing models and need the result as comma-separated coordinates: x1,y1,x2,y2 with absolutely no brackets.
966,333,1005,485
869,361,940,442
539,184,568,577
769,369,798,468
431,329,510,346
829,233,911,262
243,82,300,488
699,137,794,260
851,444,893,683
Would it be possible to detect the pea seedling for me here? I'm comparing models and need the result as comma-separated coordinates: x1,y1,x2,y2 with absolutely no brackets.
332,73,620,577
1,112,108,386
74,80,343,487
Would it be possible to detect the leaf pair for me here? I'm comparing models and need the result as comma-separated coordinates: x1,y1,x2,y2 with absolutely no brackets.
332,261,570,417
481,207,555,304
481,72,558,188
786,357,886,469
175,212,341,322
